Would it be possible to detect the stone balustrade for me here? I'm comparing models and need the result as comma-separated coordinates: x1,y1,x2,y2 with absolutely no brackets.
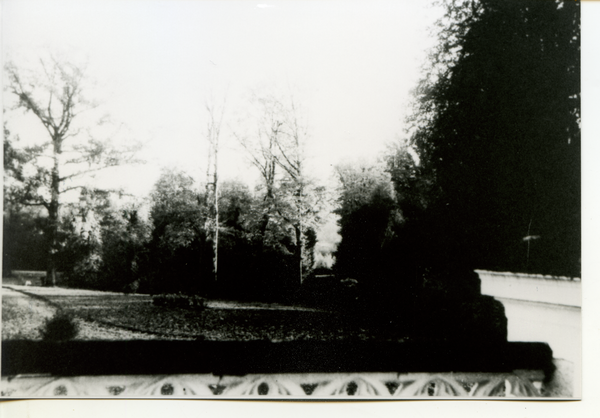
1,340,557,398
2,370,545,398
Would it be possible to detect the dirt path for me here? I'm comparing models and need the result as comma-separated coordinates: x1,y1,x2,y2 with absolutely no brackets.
207,300,326,312
2,287,159,340
3,284,326,312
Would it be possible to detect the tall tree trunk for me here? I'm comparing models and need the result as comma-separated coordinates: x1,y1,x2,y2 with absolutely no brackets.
296,181,304,285
206,129,219,283
205,98,227,284
47,143,61,287
294,223,303,285
212,144,219,282
258,175,276,253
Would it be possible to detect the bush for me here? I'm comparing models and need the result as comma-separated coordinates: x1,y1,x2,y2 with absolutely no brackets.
40,310,79,341
152,293,206,311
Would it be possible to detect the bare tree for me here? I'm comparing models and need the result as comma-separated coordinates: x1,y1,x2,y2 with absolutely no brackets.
204,96,227,282
234,92,324,284
232,94,283,242
4,56,140,286
272,95,309,284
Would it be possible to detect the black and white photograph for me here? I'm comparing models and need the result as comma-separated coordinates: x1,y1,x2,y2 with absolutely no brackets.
1,0,583,400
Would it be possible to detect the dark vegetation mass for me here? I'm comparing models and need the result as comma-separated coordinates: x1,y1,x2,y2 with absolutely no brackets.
332,0,580,325
3,0,580,340
408,0,581,279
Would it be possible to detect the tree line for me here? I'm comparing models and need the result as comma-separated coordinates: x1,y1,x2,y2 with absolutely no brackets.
2,56,328,302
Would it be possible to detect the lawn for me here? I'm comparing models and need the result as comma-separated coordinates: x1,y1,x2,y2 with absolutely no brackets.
3,285,377,342
2,287,57,340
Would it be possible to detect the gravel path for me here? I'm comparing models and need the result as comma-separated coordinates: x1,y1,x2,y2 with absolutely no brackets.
3,284,326,312
2,287,159,340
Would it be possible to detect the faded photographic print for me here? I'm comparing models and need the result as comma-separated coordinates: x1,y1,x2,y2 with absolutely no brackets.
2,0,581,399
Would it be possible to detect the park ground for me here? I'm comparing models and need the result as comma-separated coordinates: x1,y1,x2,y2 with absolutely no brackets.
2,274,373,342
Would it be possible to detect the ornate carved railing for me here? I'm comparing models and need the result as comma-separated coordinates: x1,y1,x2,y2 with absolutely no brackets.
2,340,555,398
2,371,545,397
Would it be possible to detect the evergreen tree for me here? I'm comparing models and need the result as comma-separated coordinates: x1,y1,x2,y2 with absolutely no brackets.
408,0,580,277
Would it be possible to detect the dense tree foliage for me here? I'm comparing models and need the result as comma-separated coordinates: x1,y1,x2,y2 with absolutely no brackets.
215,178,321,301
331,154,506,340
2,207,48,274
333,161,399,283
406,0,580,278
3,126,47,274
55,189,150,291
332,153,445,311
129,169,320,301
143,169,211,294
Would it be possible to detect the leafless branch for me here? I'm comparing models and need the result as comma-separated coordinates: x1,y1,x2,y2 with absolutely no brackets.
59,185,88,194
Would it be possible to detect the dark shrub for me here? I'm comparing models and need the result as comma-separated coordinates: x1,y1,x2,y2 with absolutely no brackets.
298,275,361,313
40,310,79,341
152,293,206,311
457,295,508,342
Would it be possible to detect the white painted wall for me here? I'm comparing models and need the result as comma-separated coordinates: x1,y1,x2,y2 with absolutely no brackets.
477,270,581,397
477,270,581,307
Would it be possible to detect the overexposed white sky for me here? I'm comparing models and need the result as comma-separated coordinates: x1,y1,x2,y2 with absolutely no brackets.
2,0,442,196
